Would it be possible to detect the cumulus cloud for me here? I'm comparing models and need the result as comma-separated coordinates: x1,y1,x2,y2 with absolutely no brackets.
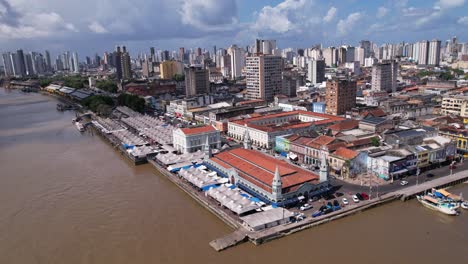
337,12,363,36
434,0,465,9
376,7,389,18
88,21,108,33
458,16,468,25
180,0,238,28
323,7,337,23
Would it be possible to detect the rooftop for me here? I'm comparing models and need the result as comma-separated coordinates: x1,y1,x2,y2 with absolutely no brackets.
210,148,320,193
332,147,359,160
180,125,218,135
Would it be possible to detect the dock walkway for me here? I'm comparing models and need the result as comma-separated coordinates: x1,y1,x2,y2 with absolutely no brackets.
209,228,249,252
395,171,468,200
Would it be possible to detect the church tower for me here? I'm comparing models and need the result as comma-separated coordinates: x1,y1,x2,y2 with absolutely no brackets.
319,153,329,183
272,165,283,202
204,136,212,159
243,127,252,149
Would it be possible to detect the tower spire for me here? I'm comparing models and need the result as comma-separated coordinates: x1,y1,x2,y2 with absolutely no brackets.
319,152,328,183
243,125,252,149
204,135,211,159
272,165,283,202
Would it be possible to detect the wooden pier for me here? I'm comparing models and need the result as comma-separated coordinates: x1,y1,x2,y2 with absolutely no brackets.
209,229,249,252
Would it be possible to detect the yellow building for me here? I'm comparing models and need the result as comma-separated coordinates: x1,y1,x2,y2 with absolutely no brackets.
160,61,179,79
439,126,468,158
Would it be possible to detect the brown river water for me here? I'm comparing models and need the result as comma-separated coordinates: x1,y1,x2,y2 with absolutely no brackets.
0,88,467,264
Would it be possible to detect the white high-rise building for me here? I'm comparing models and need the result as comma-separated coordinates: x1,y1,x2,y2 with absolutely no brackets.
417,40,429,65
428,39,441,66
255,39,276,55
246,54,283,101
323,47,337,67
307,59,325,84
354,47,365,66
227,45,245,80
72,52,79,73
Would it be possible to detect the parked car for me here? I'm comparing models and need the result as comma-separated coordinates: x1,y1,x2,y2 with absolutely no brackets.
310,196,319,202
342,198,349,205
352,195,360,203
333,200,340,207
335,192,344,197
356,193,364,201
426,173,435,178
312,211,322,218
400,180,409,186
361,192,369,200
300,204,313,211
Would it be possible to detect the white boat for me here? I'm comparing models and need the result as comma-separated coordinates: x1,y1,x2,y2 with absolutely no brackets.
461,202,468,209
75,122,84,132
416,195,458,215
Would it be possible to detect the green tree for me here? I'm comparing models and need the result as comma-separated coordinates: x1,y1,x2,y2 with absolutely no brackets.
173,74,185,82
96,80,118,93
117,94,146,113
370,137,380,147
82,95,114,114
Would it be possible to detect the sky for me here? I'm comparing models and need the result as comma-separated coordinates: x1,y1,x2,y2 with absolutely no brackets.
0,0,467,58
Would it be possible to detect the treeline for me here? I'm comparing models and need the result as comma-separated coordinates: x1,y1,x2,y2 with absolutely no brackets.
117,94,146,113
82,95,114,116
38,76,88,89
96,80,118,93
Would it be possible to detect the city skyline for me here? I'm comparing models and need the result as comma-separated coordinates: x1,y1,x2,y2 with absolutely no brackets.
0,0,467,57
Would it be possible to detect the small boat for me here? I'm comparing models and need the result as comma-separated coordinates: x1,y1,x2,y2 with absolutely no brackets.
461,202,468,209
416,195,458,215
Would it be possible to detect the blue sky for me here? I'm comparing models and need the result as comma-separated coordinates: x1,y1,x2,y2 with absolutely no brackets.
0,0,467,57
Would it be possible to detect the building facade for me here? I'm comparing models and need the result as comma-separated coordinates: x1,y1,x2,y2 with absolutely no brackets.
325,78,357,115
172,125,221,153
184,66,210,97
371,60,398,93
245,54,283,101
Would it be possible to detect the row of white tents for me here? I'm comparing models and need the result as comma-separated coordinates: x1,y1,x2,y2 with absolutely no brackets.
156,150,205,165
206,185,261,215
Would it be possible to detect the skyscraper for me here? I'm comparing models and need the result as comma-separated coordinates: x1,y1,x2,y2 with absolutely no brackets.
245,54,283,101
72,52,79,73
359,40,372,58
15,49,26,77
227,45,245,80
428,39,441,66
307,59,325,84
121,46,131,79
114,46,123,80
371,60,398,93
45,50,51,72
24,53,34,75
323,47,337,67
2,52,14,76
255,39,276,55
325,78,357,116
179,47,185,62
417,40,429,65
184,66,209,97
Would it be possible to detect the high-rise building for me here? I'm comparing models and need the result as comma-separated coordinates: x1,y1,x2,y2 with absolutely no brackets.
307,59,325,84
227,45,245,80
179,47,185,62
323,47,337,67
245,54,283,101
354,47,365,66
359,40,372,58
428,39,441,66
160,60,181,79
2,52,14,76
255,39,276,55
417,40,429,65
150,47,155,61
325,78,357,116
121,46,131,79
184,66,209,97
15,49,26,77
24,53,34,75
371,60,398,93
45,50,51,72
72,52,79,73
114,46,123,80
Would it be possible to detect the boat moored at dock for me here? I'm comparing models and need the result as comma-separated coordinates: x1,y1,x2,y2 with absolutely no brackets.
416,195,459,215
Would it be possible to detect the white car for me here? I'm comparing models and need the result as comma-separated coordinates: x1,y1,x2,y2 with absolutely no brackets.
300,203,312,211
342,198,349,205
400,180,409,186
352,195,360,203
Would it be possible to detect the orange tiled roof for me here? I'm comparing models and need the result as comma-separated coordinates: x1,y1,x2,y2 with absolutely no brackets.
328,120,359,132
210,148,319,193
332,147,359,160
180,125,217,135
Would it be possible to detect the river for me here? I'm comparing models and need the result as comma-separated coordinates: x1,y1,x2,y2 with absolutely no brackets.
0,88,466,264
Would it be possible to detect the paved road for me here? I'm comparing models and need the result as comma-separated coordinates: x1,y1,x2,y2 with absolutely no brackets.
329,160,468,196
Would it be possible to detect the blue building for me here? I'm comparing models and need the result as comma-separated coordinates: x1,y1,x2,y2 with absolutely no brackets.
312,102,326,114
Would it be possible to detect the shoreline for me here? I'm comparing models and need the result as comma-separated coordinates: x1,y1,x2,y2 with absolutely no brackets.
7,87,468,252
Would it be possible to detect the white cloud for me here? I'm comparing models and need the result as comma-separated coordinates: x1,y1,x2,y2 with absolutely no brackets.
458,16,468,25
0,10,77,39
337,12,363,36
323,7,337,23
434,0,465,9
180,0,238,28
88,21,108,33
376,7,389,18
